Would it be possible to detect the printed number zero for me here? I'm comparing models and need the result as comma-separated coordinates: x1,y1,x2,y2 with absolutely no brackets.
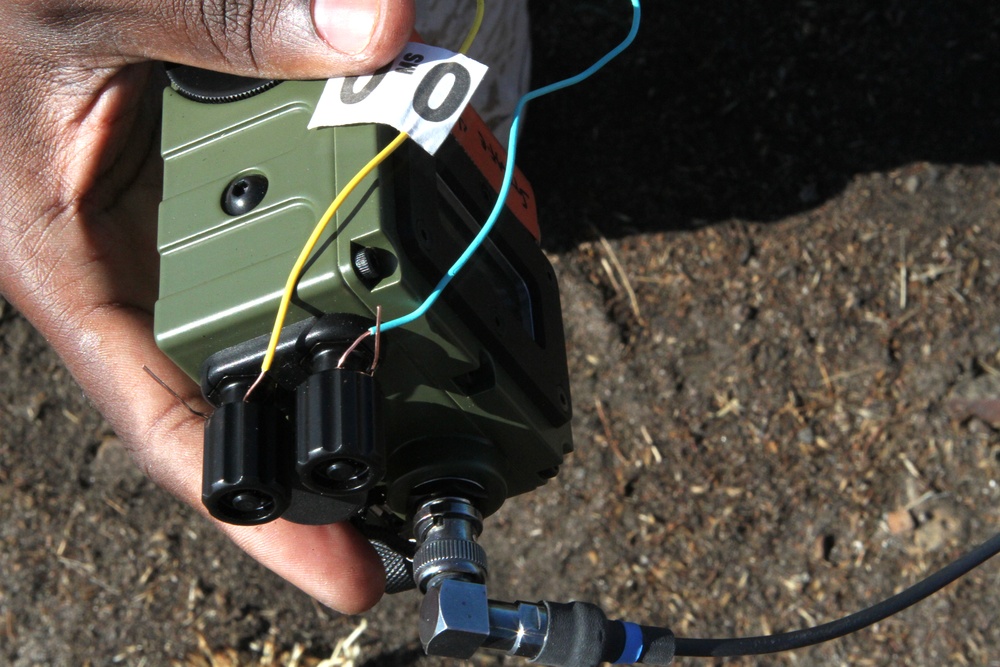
339,60,472,123
339,65,390,104
412,62,472,122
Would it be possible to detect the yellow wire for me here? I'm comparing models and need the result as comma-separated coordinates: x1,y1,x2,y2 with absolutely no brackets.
256,0,485,376
458,0,485,55
259,131,408,372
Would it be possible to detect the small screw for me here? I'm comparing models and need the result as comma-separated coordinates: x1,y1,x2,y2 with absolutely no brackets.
352,246,397,288
222,173,268,216
557,387,570,411
353,247,384,281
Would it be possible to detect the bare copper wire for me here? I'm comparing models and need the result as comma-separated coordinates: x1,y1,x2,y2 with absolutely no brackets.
247,306,384,397
370,306,383,374
142,365,210,419
336,306,384,372
337,331,372,370
243,371,267,403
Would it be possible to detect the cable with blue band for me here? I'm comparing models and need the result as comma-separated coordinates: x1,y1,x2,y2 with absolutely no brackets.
615,621,645,664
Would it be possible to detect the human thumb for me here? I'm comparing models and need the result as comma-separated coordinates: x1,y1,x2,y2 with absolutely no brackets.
313,0,406,59
11,0,416,80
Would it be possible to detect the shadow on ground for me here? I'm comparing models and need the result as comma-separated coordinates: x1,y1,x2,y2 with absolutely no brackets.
524,0,1000,245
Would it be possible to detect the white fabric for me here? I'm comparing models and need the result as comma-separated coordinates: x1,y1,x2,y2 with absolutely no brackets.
414,0,531,144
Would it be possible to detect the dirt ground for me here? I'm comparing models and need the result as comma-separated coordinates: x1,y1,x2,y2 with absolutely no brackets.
3,1,1000,666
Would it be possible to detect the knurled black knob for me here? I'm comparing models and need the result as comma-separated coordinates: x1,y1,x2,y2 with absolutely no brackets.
165,64,279,104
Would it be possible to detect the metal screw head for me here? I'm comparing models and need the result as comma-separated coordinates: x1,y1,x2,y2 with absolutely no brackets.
351,245,397,289
352,247,382,280
222,174,268,216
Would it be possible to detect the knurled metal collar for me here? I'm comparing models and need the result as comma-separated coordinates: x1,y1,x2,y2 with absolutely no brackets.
413,538,488,592
412,496,488,591
413,497,484,543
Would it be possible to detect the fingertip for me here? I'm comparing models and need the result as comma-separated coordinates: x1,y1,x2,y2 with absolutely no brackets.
224,519,386,615
314,523,387,614
312,0,414,66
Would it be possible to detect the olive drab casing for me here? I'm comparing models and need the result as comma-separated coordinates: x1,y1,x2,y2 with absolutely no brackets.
154,74,572,524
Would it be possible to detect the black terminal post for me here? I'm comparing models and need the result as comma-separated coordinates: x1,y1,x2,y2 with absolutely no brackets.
202,379,289,525
295,343,383,498
199,314,384,527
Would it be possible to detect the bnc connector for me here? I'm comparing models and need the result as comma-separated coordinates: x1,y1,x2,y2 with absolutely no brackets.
411,496,488,592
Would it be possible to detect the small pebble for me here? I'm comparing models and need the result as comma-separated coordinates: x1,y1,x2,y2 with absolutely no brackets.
886,508,915,535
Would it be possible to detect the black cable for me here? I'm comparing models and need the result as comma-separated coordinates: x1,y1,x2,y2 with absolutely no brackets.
674,531,1000,657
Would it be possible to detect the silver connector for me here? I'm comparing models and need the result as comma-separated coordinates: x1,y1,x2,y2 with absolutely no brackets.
418,580,550,661
483,600,549,659
419,578,491,659
412,496,488,592
412,496,490,659
413,496,551,662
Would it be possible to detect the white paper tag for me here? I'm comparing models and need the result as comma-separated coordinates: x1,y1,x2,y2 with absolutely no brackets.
308,42,489,155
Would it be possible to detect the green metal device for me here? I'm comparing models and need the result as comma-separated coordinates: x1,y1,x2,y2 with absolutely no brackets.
154,68,572,533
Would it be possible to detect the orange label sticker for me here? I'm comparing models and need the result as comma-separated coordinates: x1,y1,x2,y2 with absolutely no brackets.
450,105,539,241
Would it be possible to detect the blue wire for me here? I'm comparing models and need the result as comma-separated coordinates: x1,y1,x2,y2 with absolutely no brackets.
373,0,642,335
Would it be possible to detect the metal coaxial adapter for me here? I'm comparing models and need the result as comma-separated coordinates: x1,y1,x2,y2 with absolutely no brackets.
412,497,489,592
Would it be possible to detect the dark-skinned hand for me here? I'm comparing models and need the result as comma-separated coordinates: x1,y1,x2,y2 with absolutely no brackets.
0,0,417,614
